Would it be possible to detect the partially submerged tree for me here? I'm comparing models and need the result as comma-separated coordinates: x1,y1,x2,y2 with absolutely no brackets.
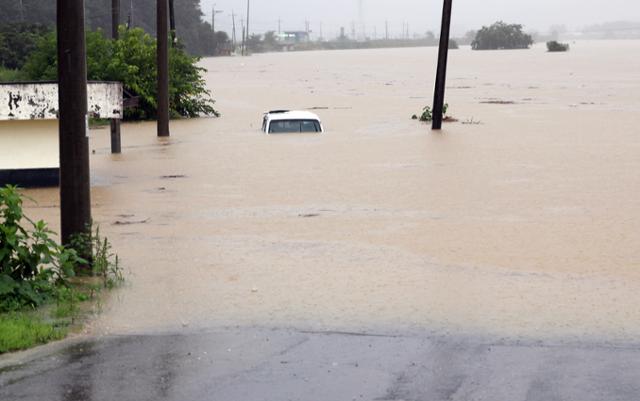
471,21,533,50
547,41,570,52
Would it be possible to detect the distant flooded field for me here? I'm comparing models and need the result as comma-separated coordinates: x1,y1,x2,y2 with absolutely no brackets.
24,41,640,342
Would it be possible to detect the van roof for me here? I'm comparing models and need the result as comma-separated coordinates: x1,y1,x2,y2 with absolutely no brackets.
265,110,321,121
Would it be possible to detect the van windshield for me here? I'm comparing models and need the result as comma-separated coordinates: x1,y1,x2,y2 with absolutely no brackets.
269,119,321,133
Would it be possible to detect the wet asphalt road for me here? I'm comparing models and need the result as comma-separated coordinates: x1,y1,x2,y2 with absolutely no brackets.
1,328,639,401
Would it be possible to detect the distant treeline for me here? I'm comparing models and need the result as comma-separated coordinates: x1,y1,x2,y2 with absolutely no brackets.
0,0,222,56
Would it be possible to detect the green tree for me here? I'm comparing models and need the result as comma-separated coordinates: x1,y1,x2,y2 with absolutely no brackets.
471,21,533,50
23,27,218,119
0,0,219,57
0,23,50,70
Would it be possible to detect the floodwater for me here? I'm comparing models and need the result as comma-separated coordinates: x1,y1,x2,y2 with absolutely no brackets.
23,41,640,343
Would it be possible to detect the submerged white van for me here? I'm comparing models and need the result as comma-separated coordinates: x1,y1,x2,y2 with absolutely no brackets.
262,110,324,134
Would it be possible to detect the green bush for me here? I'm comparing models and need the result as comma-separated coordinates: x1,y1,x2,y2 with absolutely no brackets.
0,186,83,312
23,27,218,120
547,41,570,52
471,21,533,50
413,104,448,122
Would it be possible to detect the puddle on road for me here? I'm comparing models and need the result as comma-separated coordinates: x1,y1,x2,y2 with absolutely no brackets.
22,42,640,343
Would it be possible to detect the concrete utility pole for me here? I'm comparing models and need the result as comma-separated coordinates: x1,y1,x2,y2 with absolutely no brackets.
110,0,122,154
169,0,177,46
385,20,389,40
231,11,237,49
157,0,170,137
57,0,92,249
127,0,133,28
245,0,250,52
212,5,223,33
19,0,25,22
432,0,453,130
240,18,245,56
278,18,281,34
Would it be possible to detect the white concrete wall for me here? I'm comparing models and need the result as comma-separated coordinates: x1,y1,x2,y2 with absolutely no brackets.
0,82,123,121
0,120,58,169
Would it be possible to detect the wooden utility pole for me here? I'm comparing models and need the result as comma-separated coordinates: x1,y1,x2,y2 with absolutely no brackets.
432,0,453,130
57,0,92,248
169,0,177,46
157,0,170,137
110,0,122,154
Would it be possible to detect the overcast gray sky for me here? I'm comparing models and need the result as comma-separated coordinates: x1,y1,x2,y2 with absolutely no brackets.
200,0,639,38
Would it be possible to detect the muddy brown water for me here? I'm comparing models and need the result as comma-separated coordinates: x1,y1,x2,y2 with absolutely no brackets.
22,41,640,343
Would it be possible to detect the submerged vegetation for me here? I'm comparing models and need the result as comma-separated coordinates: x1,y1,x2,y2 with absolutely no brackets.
0,185,123,353
412,104,449,122
472,21,534,50
547,41,570,52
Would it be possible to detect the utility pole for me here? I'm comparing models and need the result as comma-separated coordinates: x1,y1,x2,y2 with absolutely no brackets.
432,0,453,130
385,20,388,40
278,18,281,34
240,18,245,56
231,11,237,50
157,0,170,137
169,0,177,46
212,4,223,33
57,0,92,251
245,0,250,52
110,0,122,154
127,0,133,28
19,0,25,22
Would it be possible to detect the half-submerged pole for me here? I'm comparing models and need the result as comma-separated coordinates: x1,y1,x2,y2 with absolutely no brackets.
110,0,122,153
432,0,453,130
157,0,170,137
57,0,92,247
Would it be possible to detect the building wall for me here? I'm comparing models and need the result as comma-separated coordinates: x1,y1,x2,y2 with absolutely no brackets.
0,82,123,121
0,120,58,170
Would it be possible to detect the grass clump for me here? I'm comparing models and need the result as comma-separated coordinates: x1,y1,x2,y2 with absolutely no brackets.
0,67,26,82
0,313,67,353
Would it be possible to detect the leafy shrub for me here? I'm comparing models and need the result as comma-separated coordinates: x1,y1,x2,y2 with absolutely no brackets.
23,27,218,120
0,186,83,312
547,41,570,52
413,104,448,122
471,21,533,50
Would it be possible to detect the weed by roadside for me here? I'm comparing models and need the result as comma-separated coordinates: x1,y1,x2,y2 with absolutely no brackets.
0,185,122,354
